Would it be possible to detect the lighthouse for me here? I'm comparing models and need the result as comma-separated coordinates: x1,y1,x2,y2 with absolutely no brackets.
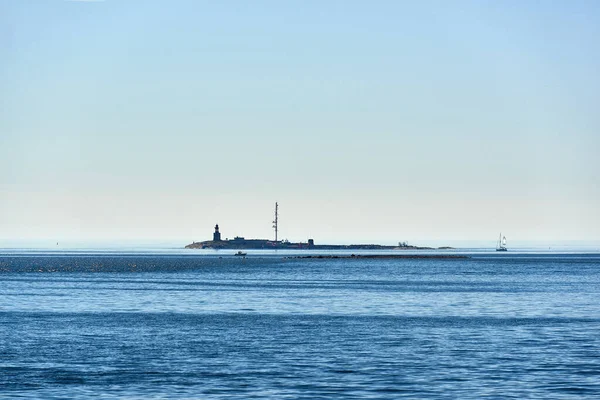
213,224,221,241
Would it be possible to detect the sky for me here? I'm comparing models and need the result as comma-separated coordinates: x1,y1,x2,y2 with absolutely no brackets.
1,0,599,246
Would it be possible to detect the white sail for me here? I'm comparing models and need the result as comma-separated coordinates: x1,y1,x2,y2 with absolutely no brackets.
496,232,508,251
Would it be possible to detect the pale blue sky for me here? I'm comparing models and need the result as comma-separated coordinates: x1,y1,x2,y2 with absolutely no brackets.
1,0,599,245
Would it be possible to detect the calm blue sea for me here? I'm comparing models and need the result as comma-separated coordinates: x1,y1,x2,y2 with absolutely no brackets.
1,251,599,399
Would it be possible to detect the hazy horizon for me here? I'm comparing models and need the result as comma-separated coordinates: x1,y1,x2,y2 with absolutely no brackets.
2,1,599,244
2,237,599,252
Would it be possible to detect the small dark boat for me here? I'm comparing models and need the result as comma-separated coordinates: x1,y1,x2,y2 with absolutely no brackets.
234,251,247,257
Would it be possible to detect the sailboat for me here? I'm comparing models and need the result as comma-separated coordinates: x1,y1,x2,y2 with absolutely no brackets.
496,233,507,251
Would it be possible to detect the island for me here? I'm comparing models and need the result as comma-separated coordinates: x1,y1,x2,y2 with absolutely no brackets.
286,254,468,259
185,225,454,251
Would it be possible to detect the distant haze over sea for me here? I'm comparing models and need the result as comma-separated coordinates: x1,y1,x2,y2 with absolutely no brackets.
1,239,598,253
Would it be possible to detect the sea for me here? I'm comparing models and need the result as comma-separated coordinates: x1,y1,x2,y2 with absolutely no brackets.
1,247,599,399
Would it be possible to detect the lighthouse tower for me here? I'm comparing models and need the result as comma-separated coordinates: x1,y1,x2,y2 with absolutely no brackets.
213,224,221,241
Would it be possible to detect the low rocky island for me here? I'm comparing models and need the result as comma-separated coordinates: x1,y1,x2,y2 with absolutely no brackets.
286,254,468,259
185,225,454,251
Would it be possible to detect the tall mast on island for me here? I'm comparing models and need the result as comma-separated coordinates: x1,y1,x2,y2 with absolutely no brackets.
272,202,279,243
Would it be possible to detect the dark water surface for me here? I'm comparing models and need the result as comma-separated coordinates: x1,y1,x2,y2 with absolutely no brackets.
1,253,599,398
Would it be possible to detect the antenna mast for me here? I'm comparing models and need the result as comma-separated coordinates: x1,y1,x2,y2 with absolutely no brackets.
272,202,279,242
